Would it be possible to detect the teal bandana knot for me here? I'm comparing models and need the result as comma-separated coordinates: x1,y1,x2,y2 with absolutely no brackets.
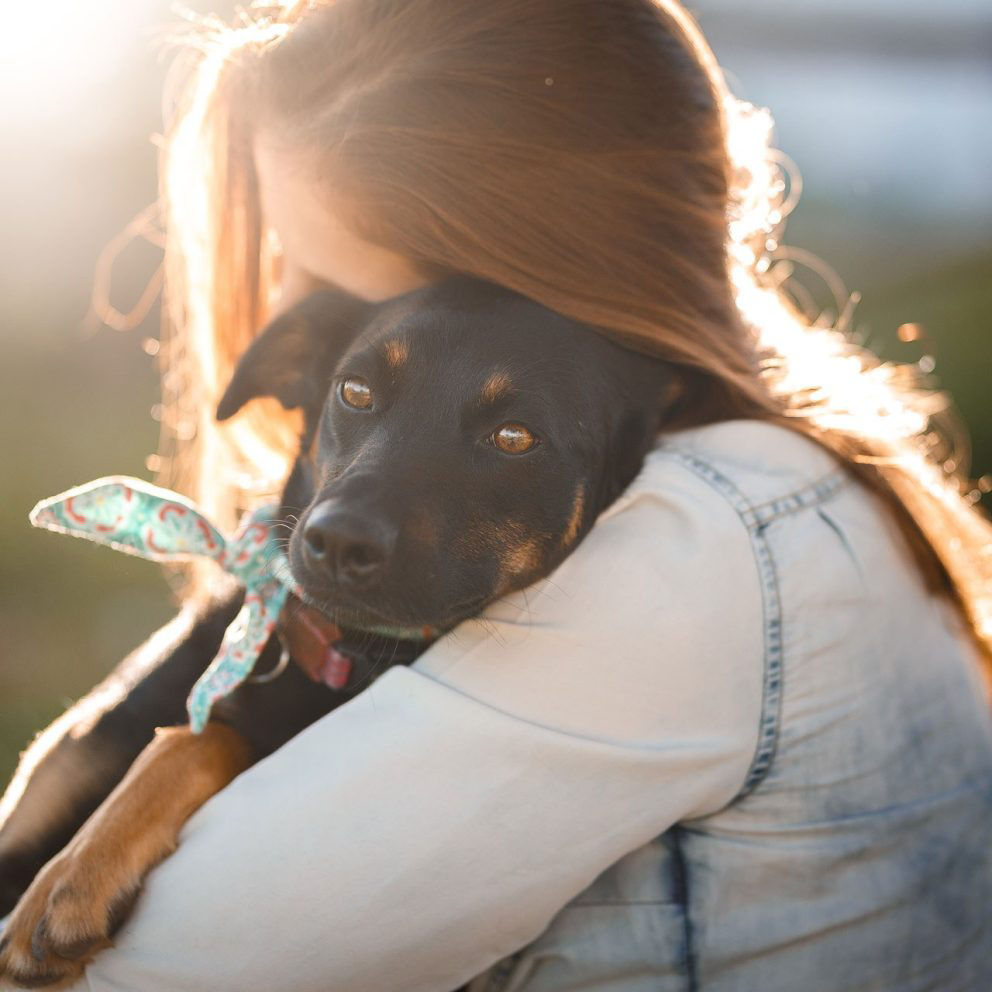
30,476,302,733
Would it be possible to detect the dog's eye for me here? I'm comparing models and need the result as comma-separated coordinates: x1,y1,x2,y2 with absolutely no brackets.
339,376,373,410
490,423,539,455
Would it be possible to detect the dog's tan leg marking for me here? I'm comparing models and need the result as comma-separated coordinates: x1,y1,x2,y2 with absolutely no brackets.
0,723,252,989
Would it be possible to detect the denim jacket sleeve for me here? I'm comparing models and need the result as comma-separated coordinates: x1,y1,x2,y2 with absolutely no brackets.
65,445,765,992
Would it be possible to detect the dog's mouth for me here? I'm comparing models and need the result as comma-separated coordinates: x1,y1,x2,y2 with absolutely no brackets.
281,503,502,634
289,568,492,636
291,578,405,630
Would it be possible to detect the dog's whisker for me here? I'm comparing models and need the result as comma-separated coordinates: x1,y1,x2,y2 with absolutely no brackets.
350,636,396,692
540,575,568,600
519,587,539,630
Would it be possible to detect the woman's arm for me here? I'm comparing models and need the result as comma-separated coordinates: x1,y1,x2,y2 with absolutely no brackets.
60,454,764,992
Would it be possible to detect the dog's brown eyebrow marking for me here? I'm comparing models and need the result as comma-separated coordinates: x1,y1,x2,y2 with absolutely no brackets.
480,372,512,404
382,338,409,368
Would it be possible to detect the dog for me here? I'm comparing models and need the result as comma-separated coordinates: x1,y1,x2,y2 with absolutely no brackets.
0,276,675,987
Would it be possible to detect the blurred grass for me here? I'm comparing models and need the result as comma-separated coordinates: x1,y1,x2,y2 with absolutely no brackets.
0,331,173,785
855,251,992,483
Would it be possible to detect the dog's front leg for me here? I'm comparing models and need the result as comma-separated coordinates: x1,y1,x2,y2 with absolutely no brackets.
0,722,252,989
0,589,244,918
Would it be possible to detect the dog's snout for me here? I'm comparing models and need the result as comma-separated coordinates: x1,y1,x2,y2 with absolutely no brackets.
302,502,393,587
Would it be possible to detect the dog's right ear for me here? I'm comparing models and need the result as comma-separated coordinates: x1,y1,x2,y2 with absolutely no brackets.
216,289,374,424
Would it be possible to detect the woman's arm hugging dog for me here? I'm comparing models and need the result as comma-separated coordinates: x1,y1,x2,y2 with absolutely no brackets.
0,277,677,988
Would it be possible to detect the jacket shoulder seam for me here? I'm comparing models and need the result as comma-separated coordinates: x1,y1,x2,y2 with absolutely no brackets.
657,450,784,798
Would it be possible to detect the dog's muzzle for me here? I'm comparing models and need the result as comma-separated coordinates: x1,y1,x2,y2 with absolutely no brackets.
301,500,398,590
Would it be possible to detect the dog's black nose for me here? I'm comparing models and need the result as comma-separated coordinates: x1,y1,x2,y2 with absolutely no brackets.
302,502,393,586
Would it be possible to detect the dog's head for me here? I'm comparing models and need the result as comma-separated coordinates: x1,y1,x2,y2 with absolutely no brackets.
218,277,673,631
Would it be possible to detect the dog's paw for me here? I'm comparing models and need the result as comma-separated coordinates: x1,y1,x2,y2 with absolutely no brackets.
0,841,140,989
0,724,252,989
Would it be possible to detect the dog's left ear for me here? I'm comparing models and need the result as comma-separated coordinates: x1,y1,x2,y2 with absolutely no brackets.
216,289,374,426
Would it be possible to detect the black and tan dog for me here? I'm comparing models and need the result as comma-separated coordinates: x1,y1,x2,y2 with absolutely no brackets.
0,276,675,987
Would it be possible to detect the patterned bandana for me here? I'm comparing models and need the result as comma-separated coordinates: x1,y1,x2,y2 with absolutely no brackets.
30,476,301,732
30,476,437,734
30,476,436,733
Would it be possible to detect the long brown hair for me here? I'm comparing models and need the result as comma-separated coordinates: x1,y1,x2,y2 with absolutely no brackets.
157,0,991,673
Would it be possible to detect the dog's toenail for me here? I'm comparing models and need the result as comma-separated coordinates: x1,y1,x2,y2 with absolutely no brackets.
7,965,69,989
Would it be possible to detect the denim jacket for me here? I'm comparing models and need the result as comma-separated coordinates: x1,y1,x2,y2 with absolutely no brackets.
468,421,992,992
64,420,992,992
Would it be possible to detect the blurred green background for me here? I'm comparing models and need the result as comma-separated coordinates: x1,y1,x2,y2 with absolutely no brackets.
1,0,989,785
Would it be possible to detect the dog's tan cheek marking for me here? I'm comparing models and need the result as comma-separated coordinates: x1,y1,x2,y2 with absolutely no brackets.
481,372,511,404
561,484,586,547
502,537,541,577
454,520,547,597
383,338,408,368
495,519,545,591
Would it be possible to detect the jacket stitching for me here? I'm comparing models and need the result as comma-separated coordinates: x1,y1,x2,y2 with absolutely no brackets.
742,470,848,529
662,454,851,794
669,825,699,992
663,452,784,797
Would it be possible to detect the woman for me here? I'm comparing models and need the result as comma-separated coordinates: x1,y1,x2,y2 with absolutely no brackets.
16,0,992,988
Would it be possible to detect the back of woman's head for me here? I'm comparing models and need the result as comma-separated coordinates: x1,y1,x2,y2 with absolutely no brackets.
228,0,750,376
160,0,992,669
257,0,732,305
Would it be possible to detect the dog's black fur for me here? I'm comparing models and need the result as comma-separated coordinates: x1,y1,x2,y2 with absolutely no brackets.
0,277,673,951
